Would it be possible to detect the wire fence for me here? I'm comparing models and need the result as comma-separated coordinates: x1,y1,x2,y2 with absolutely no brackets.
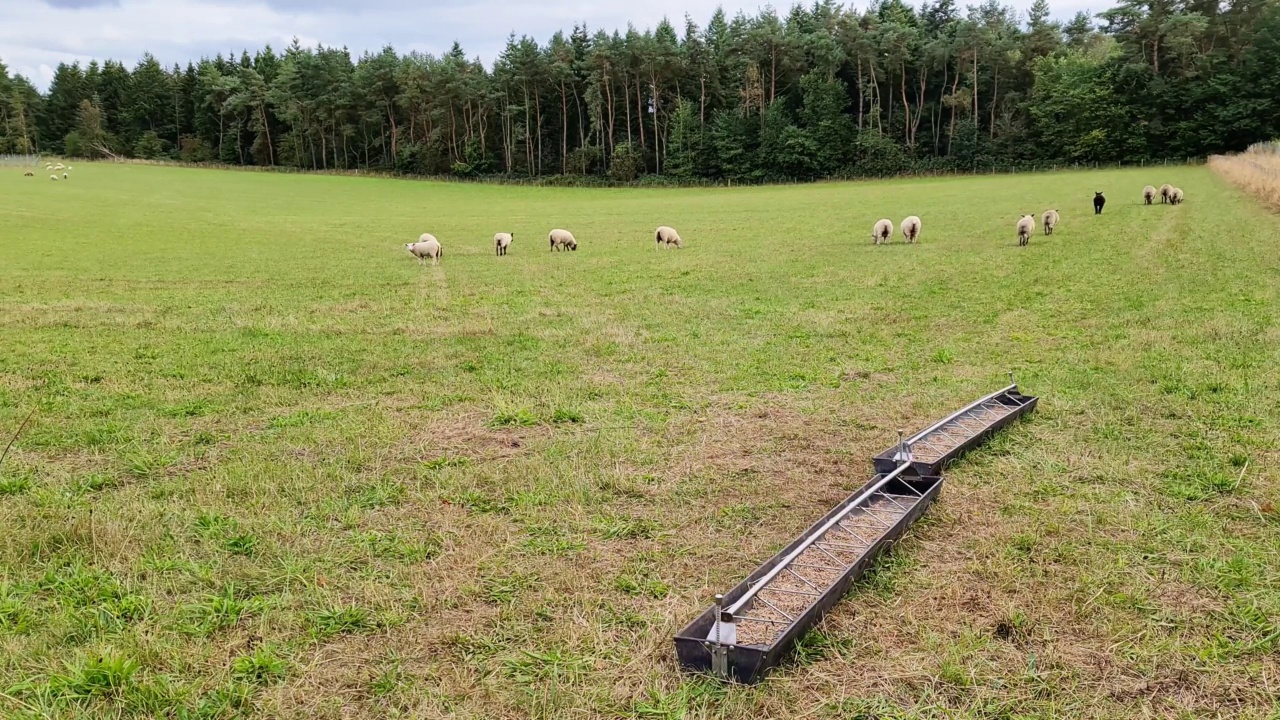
0,154,42,167
96,154,1206,188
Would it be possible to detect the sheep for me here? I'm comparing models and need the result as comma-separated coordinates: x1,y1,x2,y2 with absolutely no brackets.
655,225,683,249
1093,191,1106,215
45,164,52,170
1159,184,1173,204
1170,187,1184,205
1042,209,1059,235
54,163,64,171
23,171,34,177
900,216,921,244
1143,185,1156,205
494,232,513,256
872,218,893,245
1016,214,1035,246
405,233,442,265
549,228,578,252
63,172,69,180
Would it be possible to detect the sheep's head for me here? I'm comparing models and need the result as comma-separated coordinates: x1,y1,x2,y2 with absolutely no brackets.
404,243,415,251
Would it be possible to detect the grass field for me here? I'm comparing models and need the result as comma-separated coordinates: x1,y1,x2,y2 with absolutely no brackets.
1,162,1278,719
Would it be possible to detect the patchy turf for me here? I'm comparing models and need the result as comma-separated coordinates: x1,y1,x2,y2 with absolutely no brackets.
1,162,1278,719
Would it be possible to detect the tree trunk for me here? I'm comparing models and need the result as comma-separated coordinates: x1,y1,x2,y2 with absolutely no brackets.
623,75,632,145
560,80,568,174
989,64,998,139
900,61,910,146
635,74,645,155
856,57,864,129
651,78,660,173
261,104,274,165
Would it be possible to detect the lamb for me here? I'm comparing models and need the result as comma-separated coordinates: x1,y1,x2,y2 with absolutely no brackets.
1159,184,1173,204
1143,185,1157,205
494,232,513,256
900,216,921,243
1016,214,1035,246
1042,209,1059,236
1093,192,1106,215
1170,187,1185,205
655,225,683,248
405,234,442,265
549,228,578,252
872,218,893,245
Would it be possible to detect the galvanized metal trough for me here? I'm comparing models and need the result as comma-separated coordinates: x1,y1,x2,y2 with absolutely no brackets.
872,382,1038,477
673,382,1038,683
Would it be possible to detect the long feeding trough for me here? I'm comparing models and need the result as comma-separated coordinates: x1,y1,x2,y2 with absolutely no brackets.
673,382,1038,683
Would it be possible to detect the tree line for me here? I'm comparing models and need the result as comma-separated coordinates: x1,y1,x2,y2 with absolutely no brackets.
3,0,1279,182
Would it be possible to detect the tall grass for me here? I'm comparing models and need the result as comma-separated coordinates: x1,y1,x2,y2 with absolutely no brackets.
1209,141,1280,210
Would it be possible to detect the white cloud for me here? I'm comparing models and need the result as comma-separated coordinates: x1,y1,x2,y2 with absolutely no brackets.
2,0,1104,90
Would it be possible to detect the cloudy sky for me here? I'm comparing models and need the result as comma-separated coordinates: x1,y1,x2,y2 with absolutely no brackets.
3,0,1100,90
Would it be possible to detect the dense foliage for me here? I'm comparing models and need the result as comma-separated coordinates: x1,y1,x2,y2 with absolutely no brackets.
3,0,1279,180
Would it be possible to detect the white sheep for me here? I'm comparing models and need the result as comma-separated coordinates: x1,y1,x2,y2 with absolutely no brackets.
1042,209,1059,236
49,174,59,181
1143,185,1156,205
1170,187,1184,205
54,163,64,171
1159,183,1173,204
549,228,577,252
655,226,683,249
63,172,69,180
872,218,893,245
900,216,921,244
1016,215,1034,246
494,232,513,256
405,233,442,265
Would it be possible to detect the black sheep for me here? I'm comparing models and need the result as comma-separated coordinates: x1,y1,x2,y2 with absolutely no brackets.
1093,191,1106,215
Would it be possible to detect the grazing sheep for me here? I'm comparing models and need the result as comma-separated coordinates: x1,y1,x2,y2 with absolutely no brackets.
549,228,578,252
1170,187,1184,205
1093,192,1106,215
63,172,68,180
1159,184,1173,204
405,234,442,265
655,225,683,249
23,171,34,177
494,232,513,256
1042,209,1059,236
1016,215,1035,246
45,164,52,170
872,218,893,245
1143,185,1157,205
54,163,64,171
900,216,921,243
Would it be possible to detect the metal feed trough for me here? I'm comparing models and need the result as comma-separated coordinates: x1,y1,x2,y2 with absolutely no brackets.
673,382,1038,683
873,379,1038,477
